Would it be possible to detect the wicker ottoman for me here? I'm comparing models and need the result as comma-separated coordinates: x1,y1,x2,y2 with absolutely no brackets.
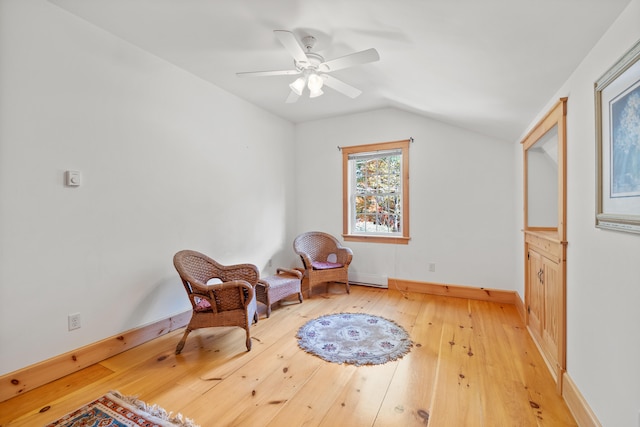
256,268,303,317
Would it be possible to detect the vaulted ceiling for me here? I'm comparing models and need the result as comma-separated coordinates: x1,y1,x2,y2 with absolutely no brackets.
51,0,631,141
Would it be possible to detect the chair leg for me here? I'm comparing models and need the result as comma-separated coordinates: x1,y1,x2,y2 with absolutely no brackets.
175,328,191,355
266,304,272,318
297,292,303,303
245,330,252,351
345,280,350,294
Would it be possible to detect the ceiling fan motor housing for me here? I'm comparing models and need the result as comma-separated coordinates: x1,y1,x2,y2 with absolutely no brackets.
296,52,325,71
301,35,316,51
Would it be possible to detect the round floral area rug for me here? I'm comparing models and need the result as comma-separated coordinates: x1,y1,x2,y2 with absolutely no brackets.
296,313,413,366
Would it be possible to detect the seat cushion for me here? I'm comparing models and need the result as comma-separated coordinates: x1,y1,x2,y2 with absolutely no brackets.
194,298,212,312
311,261,343,270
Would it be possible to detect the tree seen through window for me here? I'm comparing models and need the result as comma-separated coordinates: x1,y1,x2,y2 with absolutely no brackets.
354,155,401,233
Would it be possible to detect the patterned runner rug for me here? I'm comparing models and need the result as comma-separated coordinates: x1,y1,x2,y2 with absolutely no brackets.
297,312,413,366
45,391,199,427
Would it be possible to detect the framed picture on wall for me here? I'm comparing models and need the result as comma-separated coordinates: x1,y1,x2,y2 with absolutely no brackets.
595,38,640,234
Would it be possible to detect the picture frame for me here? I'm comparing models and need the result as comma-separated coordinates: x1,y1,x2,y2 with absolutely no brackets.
595,39,640,234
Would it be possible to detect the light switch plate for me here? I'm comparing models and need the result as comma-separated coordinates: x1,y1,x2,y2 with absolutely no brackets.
65,170,81,187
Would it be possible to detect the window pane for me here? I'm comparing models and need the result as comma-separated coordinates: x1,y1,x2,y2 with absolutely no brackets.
352,154,401,235
355,196,365,214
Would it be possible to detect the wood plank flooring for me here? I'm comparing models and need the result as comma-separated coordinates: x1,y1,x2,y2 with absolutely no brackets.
0,285,577,426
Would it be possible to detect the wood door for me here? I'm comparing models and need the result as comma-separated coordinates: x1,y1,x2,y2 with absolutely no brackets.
542,256,562,367
527,249,544,338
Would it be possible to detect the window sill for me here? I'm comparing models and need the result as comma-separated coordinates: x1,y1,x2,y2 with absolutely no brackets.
342,234,410,245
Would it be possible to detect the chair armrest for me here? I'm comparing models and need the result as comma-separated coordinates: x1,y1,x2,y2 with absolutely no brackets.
335,247,353,267
296,252,313,270
208,279,253,291
192,279,253,293
205,280,255,308
276,268,303,279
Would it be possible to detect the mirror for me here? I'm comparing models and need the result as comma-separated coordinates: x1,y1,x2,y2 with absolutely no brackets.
526,125,558,227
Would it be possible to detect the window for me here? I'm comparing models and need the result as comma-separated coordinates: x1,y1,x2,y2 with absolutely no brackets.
342,139,410,244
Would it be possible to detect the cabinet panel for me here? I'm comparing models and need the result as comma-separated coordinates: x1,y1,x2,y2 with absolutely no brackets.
542,258,562,364
527,250,544,337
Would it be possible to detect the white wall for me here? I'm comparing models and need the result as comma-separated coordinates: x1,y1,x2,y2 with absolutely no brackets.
0,0,295,375
3,1,635,424
516,1,640,424
294,108,517,291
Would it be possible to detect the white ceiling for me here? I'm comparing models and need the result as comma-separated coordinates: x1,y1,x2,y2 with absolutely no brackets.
51,0,631,142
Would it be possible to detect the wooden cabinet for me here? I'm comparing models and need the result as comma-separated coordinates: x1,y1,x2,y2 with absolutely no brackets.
521,98,567,392
525,231,566,387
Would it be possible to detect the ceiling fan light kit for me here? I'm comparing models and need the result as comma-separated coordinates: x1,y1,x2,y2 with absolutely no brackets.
288,68,325,97
237,30,379,103
307,72,324,96
289,75,306,96
309,87,324,98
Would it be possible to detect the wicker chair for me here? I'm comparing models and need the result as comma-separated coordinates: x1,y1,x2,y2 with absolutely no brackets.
293,231,353,297
173,250,259,354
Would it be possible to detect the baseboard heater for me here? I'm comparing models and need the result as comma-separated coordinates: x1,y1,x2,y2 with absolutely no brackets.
349,272,388,289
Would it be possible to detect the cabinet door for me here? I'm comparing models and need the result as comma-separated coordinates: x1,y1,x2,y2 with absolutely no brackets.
527,249,544,337
542,257,562,363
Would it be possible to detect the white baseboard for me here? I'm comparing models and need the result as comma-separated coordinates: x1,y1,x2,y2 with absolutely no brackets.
349,272,388,288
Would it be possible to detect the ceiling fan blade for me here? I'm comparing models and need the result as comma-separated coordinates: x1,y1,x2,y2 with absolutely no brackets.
274,30,308,65
236,69,300,78
323,75,362,98
285,90,300,103
319,48,380,72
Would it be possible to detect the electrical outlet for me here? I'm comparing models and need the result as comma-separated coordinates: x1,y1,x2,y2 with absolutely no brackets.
68,313,81,331
428,263,436,272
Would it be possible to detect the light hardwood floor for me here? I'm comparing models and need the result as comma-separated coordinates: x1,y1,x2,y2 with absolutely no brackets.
0,285,577,426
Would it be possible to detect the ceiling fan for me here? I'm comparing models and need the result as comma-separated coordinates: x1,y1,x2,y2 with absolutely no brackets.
236,30,380,103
